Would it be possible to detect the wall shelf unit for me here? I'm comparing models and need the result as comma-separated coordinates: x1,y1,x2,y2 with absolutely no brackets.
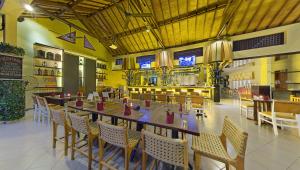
33,43,63,94
96,60,107,91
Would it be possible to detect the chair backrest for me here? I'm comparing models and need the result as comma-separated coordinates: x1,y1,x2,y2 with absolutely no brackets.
156,94,167,102
156,91,162,94
142,130,188,168
175,95,186,104
180,92,187,96
190,92,199,96
32,95,38,105
221,116,248,158
190,96,204,105
102,92,110,98
51,109,65,126
93,92,100,101
256,100,271,113
290,95,300,102
273,100,300,114
131,92,140,100
98,121,127,148
87,93,94,101
166,91,173,95
143,93,152,101
68,113,89,135
36,96,49,112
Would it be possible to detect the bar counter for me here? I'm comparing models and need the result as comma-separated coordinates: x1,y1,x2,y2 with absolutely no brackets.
127,85,213,99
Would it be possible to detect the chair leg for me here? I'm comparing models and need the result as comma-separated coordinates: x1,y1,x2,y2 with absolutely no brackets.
71,129,76,160
225,163,230,170
142,150,147,170
88,135,93,170
194,152,201,170
258,114,261,126
98,140,104,170
52,122,57,148
236,160,245,170
296,115,300,136
272,119,278,136
125,147,132,170
64,126,69,156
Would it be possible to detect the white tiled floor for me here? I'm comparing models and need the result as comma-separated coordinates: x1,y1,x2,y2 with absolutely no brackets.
1,99,300,170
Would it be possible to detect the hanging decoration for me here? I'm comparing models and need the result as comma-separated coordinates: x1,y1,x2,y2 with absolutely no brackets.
57,31,76,44
122,57,136,86
84,35,95,50
155,50,173,86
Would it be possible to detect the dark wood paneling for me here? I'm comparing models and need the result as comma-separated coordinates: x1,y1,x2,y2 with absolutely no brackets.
84,58,96,94
63,53,79,94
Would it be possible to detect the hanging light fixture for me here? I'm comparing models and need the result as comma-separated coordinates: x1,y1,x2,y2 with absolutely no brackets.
203,40,233,68
155,50,173,86
24,4,34,12
122,57,136,86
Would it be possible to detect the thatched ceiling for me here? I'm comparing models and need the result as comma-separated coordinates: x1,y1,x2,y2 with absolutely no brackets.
23,0,300,56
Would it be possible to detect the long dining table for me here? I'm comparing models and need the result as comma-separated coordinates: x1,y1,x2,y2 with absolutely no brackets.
67,99,200,138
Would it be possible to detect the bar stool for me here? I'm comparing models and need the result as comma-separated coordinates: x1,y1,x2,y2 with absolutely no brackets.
141,129,188,170
190,96,206,118
68,113,99,170
98,121,140,170
51,108,89,156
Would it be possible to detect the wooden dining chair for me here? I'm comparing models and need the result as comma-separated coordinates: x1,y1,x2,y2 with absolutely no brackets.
156,94,167,103
192,116,248,170
258,100,300,136
98,121,140,170
190,96,206,118
131,92,140,100
36,96,63,124
68,113,99,170
51,108,90,156
32,95,39,121
290,95,300,102
141,129,189,170
238,93,254,119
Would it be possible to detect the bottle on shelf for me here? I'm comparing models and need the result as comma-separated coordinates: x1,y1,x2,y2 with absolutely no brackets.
54,62,58,68
44,69,48,76
56,70,61,76
51,69,55,76
38,68,42,75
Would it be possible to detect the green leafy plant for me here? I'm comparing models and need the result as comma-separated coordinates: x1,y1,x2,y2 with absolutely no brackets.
0,80,25,121
0,42,25,56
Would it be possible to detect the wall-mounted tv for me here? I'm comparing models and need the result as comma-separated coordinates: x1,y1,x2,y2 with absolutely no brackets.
140,60,151,69
179,56,195,67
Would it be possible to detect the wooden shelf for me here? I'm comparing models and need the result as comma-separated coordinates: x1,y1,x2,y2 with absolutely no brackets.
286,83,300,84
34,86,63,88
34,75,62,77
34,57,63,62
34,65,62,69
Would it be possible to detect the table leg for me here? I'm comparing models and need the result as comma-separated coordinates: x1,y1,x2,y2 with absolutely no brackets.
172,130,179,139
111,117,118,125
253,101,258,125
92,113,98,122
136,123,144,131
296,114,300,136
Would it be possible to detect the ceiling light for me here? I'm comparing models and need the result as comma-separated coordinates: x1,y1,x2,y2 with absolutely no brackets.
146,25,151,32
24,4,34,12
109,44,118,49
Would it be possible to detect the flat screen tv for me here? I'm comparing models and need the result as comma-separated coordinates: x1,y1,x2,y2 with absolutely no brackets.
140,60,151,69
179,55,195,67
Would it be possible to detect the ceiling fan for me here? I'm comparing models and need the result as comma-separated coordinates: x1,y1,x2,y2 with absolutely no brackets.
49,25,84,39
113,0,152,29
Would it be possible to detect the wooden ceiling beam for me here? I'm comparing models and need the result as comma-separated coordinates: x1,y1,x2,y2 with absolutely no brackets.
217,0,242,38
102,1,227,40
33,5,94,37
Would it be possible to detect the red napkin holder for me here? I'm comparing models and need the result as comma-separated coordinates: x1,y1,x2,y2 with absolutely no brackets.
97,101,104,111
123,98,128,104
179,103,183,112
76,100,83,107
166,111,174,124
124,104,131,116
145,100,150,107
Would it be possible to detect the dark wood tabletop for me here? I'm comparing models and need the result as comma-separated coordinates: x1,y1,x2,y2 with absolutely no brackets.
68,99,200,136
